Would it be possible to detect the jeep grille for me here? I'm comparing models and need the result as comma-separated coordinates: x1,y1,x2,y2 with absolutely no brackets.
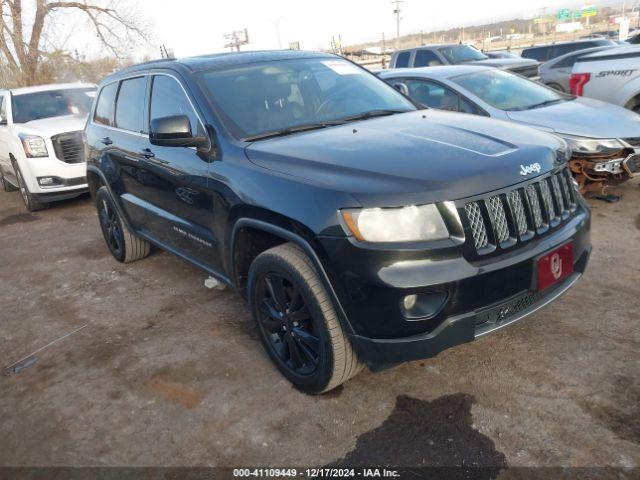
461,169,577,256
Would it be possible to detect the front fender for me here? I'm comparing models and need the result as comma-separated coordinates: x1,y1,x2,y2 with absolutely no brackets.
229,217,357,337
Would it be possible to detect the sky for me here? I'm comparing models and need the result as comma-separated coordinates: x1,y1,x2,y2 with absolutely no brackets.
60,0,624,59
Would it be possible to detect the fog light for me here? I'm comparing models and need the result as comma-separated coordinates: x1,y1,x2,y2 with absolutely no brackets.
403,294,417,311
400,292,448,321
38,177,55,186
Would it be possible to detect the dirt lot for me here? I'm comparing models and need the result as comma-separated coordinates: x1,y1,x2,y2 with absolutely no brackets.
0,180,639,473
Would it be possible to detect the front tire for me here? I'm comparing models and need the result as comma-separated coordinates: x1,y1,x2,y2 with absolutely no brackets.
247,243,363,394
96,186,150,263
14,164,48,212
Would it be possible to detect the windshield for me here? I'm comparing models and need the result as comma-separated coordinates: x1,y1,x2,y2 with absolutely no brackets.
11,87,96,123
452,69,569,111
197,58,415,139
438,45,488,64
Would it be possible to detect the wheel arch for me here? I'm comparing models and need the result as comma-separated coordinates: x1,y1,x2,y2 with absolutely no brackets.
86,165,135,232
229,217,356,336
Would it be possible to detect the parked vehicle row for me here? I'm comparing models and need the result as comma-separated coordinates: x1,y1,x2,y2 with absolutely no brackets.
379,66,640,194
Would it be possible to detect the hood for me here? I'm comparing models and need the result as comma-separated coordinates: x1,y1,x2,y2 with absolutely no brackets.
507,97,640,139
245,110,563,207
14,114,88,138
469,57,539,69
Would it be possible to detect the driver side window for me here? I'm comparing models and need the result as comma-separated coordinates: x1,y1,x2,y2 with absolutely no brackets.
150,75,203,135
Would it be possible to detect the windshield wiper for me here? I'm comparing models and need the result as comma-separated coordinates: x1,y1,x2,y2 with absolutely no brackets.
340,109,408,123
243,120,346,142
522,98,567,110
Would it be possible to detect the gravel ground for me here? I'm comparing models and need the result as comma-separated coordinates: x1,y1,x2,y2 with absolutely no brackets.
0,179,638,474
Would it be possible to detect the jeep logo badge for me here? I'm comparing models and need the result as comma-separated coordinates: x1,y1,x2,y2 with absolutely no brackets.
520,163,542,176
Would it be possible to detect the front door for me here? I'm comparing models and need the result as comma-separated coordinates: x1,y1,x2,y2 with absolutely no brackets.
139,74,219,271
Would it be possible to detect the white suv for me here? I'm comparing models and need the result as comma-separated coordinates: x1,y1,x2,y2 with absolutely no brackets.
0,83,97,211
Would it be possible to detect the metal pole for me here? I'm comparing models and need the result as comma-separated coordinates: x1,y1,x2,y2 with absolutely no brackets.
392,0,403,49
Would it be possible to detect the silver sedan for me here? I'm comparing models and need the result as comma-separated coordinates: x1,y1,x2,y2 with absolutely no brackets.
379,65,640,194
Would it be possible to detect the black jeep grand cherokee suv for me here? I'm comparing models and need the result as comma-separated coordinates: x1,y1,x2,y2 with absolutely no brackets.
85,51,591,393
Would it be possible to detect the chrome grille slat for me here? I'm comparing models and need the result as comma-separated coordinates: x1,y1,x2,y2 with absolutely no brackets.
463,169,577,256
508,190,528,237
551,174,566,214
488,196,510,243
525,184,543,230
539,180,556,222
464,202,488,250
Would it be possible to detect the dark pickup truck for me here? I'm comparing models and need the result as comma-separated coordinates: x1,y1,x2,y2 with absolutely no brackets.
390,44,540,78
85,50,590,394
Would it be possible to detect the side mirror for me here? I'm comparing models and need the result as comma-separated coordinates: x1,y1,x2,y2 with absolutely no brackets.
149,115,207,148
0,118,7,126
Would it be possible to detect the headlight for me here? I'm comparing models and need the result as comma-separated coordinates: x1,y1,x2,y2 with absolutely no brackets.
560,135,625,158
340,204,449,243
19,134,48,158
555,140,571,164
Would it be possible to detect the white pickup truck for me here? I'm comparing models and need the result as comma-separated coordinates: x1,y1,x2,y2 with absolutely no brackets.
570,45,640,113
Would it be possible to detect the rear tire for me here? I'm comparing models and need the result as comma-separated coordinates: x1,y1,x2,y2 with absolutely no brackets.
96,186,150,263
247,243,363,394
14,163,48,212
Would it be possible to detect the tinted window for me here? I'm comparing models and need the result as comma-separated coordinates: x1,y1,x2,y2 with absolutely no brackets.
115,77,147,132
395,52,411,68
150,75,201,135
414,50,443,67
94,82,118,126
198,58,414,139
11,88,96,124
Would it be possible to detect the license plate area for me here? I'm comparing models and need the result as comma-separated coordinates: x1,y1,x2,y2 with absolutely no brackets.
536,242,574,292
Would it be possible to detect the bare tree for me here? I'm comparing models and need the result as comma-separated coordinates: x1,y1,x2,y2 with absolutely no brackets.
0,0,145,86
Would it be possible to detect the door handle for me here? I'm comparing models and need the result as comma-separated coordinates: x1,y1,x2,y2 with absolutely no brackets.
100,137,112,145
140,148,155,159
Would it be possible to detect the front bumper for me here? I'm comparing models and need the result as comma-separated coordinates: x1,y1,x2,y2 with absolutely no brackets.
318,194,591,366
353,248,589,365
19,156,87,193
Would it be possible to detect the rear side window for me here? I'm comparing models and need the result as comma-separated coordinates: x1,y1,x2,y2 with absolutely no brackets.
115,76,147,132
522,47,546,62
395,51,411,68
149,75,201,135
0,96,6,122
94,82,118,126
554,52,583,69
414,50,443,67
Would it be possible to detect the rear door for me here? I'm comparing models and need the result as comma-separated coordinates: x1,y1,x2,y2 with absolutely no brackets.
137,73,218,270
91,76,151,228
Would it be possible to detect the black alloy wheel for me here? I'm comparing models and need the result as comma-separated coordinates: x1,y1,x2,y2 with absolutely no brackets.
256,272,320,376
98,196,125,260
